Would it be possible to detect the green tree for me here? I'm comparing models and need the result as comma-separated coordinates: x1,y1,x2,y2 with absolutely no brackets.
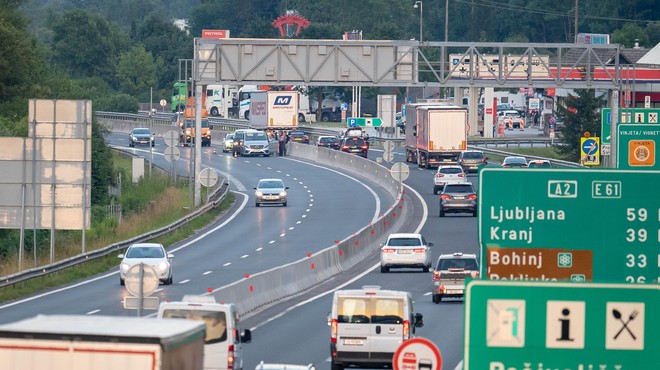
612,23,650,48
133,15,193,90
553,89,606,162
116,45,158,97
49,10,129,86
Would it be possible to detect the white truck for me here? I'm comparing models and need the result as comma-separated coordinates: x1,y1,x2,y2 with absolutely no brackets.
238,85,316,123
205,84,238,118
249,90,299,130
0,314,206,370
404,104,467,168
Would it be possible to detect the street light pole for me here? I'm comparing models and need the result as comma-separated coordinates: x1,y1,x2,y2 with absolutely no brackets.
414,1,423,42
445,0,449,42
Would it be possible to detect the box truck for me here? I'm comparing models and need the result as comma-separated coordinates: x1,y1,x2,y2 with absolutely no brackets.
0,314,206,370
405,105,467,168
249,90,299,130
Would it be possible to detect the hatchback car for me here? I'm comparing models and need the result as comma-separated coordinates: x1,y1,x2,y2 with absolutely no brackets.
501,156,528,168
432,252,479,303
527,159,552,168
379,233,433,273
118,243,173,286
316,135,340,150
433,165,467,194
288,130,309,144
457,150,488,173
340,136,369,158
129,128,155,147
254,178,288,207
222,133,234,152
439,182,478,217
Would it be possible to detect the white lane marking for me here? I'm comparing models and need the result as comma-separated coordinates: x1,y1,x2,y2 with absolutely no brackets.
299,181,303,185
293,178,298,180
277,170,282,173
86,310,100,315
223,262,232,267
304,186,308,189
296,221,301,224
179,279,190,284
267,167,272,170
306,209,311,212
424,292,432,296
248,182,426,332
280,233,286,237
256,247,263,252
302,215,307,218
308,204,313,207
269,240,276,244
288,227,294,230
256,164,262,167
240,255,249,259
203,271,213,275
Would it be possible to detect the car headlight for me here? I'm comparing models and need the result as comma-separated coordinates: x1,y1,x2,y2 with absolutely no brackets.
131,137,137,141
120,263,131,272
279,191,287,197
255,191,263,196
157,261,169,271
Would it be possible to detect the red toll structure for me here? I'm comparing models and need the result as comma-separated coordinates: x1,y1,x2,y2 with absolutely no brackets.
272,11,310,37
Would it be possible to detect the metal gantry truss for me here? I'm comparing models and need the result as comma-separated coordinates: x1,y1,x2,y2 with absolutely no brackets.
194,39,625,89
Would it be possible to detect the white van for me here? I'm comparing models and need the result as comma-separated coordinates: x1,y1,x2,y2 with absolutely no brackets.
157,295,252,370
328,286,424,370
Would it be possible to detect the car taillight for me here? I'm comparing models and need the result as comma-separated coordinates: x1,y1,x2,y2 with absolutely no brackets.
461,158,466,162
228,345,234,369
468,194,477,200
361,145,368,149
458,173,465,177
383,248,396,253
433,270,440,281
435,173,444,178
413,248,426,253
342,145,349,150
403,320,410,338
471,270,479,278
482,158,487,163
440,194,450,200
331,319,338,343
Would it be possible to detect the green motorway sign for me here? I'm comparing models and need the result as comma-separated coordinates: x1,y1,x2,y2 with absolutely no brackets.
478,168,660,284
347,117,382,127
601,108,660,145
616,124,660,170
464,280,659,370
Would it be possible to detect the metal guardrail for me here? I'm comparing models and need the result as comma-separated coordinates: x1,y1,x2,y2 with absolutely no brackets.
0,151,231,289
469,145,581,168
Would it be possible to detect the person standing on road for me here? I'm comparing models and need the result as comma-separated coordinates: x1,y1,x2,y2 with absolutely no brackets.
278,131,286,156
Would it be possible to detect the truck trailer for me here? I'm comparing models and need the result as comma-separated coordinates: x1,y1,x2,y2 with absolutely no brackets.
405,104,467,168
249,90,299,130
0,314,206,370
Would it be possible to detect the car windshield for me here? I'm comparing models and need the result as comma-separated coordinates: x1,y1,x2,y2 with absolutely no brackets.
462,152,484,159
443,184,474,193
225,135,233,140
320,137,335,143
344,138,365,145
336,297,404,325
246,132,267,141
387,237,422,247
529,161,551,167
126,246,164,258
505,157,527,164
160,309,227,344
133,129,150,135
438,258,478,270
258,180,284,189
438,167,463,174
290,131,304,136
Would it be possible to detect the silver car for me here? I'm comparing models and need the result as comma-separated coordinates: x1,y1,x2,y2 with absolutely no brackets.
254,178,288,207
242,130,271,157
118,243,173,286
379,233,433,273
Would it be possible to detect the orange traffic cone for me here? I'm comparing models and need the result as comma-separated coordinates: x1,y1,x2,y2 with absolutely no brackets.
508,117,513,130
519,117,525,131
212,146,216,154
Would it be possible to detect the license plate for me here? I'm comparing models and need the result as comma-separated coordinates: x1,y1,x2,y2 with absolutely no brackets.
397,250,412,254
469,166,478,169
264,196,278,200
446,289,464,294
455,196,465,200
350,149,360,152
343,339,364,345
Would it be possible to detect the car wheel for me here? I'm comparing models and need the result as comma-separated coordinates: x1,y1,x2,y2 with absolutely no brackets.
423,265,430,273
168,275,173,285
255,202,260,207
433,294,441,304
321,113,330,122
473,210,478,217
283,202,287,207
380,265,389,273
120,278,125,286
439,209,445,217
210,107,219,116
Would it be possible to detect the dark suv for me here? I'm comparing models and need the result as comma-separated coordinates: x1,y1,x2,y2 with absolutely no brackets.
439,182,478,217
458,150,488,173
432,253,479,303
340,136,369,158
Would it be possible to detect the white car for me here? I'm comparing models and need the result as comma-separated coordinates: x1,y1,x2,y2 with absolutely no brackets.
433,165,467,194
118,243,173,286
254,178,288,207
379,233,433,273
222,133,234,152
